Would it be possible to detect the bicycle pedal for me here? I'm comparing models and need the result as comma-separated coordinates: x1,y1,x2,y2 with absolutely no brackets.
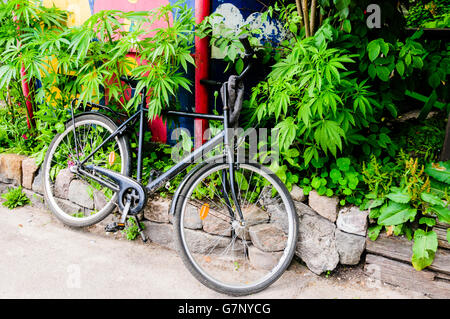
105,222,125,233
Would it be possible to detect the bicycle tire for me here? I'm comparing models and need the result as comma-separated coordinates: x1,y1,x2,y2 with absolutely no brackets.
173,161,298,296
43,113,131,227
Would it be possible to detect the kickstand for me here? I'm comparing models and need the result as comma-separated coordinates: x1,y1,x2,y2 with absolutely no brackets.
133,214,148,243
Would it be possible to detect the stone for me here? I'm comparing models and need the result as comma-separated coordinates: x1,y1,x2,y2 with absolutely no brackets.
21,157,39,189
335,229,366,265
54,168,75,199
308,190,339,222
23,189,46,210
143,221,175,249
249,223,287,252
68,179,94,209
236,205,269,240
93,190,109,212
144,198,170,223
202,209,232,237
179,203,203,230
294,201,317,217
0,154,26,185
290,185,305,202
267,203,289,233
248,245,283,271
336,206,369,236
182,228,244,254
32,167,44,194
260,186,277,207
295,209,339,275
55,198,84,215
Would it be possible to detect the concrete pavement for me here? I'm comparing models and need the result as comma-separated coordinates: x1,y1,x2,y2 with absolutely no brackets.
0,205,426,299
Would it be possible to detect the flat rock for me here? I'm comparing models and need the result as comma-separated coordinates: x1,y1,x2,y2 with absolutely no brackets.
248,245,283,271
336,206,368,236
21,157,39,189
290,185,305,202
68,179,94,209
54,168,75,199
182,228,244,254
32,167,44,194
296,209,339,275
93,190,109,212
143,221,175,250
308,190,339,222
335,228,366,265
236,205,269,240
55,198,84,215
202,208,232,237
144,198,170,223
249,223,287,252
0,154,26,185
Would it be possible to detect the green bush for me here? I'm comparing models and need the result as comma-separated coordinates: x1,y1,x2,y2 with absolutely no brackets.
2,186,30,209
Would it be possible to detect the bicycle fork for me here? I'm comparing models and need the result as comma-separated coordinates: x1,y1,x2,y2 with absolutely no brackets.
222,100,245,227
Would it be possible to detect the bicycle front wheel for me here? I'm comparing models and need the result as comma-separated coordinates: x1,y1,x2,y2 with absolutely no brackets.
42,113,131,227
173,162,298,296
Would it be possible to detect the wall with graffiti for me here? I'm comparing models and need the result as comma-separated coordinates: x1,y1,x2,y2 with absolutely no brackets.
41,0,286,143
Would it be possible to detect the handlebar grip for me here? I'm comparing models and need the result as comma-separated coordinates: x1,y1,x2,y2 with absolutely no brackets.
239,35,254,56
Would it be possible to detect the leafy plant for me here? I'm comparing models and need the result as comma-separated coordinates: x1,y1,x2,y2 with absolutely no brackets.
366,158,450,270
2,186,30,209
122,217,145,241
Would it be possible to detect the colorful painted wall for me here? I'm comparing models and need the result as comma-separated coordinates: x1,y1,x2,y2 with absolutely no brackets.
40,1,287,144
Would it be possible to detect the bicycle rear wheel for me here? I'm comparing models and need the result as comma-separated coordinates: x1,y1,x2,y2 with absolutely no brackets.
42,113,131,227
173,161,298,296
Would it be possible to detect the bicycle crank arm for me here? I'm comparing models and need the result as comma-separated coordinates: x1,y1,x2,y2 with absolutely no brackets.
85,165,147,215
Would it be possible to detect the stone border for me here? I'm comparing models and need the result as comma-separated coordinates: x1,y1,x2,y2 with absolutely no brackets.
0,153,369,275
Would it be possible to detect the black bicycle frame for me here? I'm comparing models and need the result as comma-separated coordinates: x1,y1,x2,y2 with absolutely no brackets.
71,85,244,220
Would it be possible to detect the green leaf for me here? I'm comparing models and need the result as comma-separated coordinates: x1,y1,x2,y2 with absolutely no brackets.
431,206,450,224
420,192,445,207
376,66,391,81
378,202,417,226
428,73,441,89
411,229,438,271
235,58,244,75
336,157,351,171
396,60,405,76
368,198,385,209
368,225,382,241
311,177,321,189
330,168,342,182
367,40,380,62
425,161,450,185
274,117,297,152
419,217,436,227
369,207,381,219
386,191,411,204
342,20,351,33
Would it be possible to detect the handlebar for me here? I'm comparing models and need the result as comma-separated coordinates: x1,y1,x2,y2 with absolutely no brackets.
239,35,254,57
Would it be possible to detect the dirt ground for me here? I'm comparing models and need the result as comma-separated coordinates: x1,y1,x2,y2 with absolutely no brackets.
0,205,427,299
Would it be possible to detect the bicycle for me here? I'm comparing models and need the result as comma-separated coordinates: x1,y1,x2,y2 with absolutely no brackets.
42,36,299,296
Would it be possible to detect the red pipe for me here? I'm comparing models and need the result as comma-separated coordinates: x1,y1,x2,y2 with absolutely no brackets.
21,66,34,129
194,0,210,148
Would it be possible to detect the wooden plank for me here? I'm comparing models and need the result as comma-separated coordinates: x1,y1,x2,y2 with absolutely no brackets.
365,254,450,299
435,227,450,250
435,220,449,230
366,233,450,275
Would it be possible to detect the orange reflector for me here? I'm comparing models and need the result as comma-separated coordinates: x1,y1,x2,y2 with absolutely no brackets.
199,203,210,220
108,151,116,166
